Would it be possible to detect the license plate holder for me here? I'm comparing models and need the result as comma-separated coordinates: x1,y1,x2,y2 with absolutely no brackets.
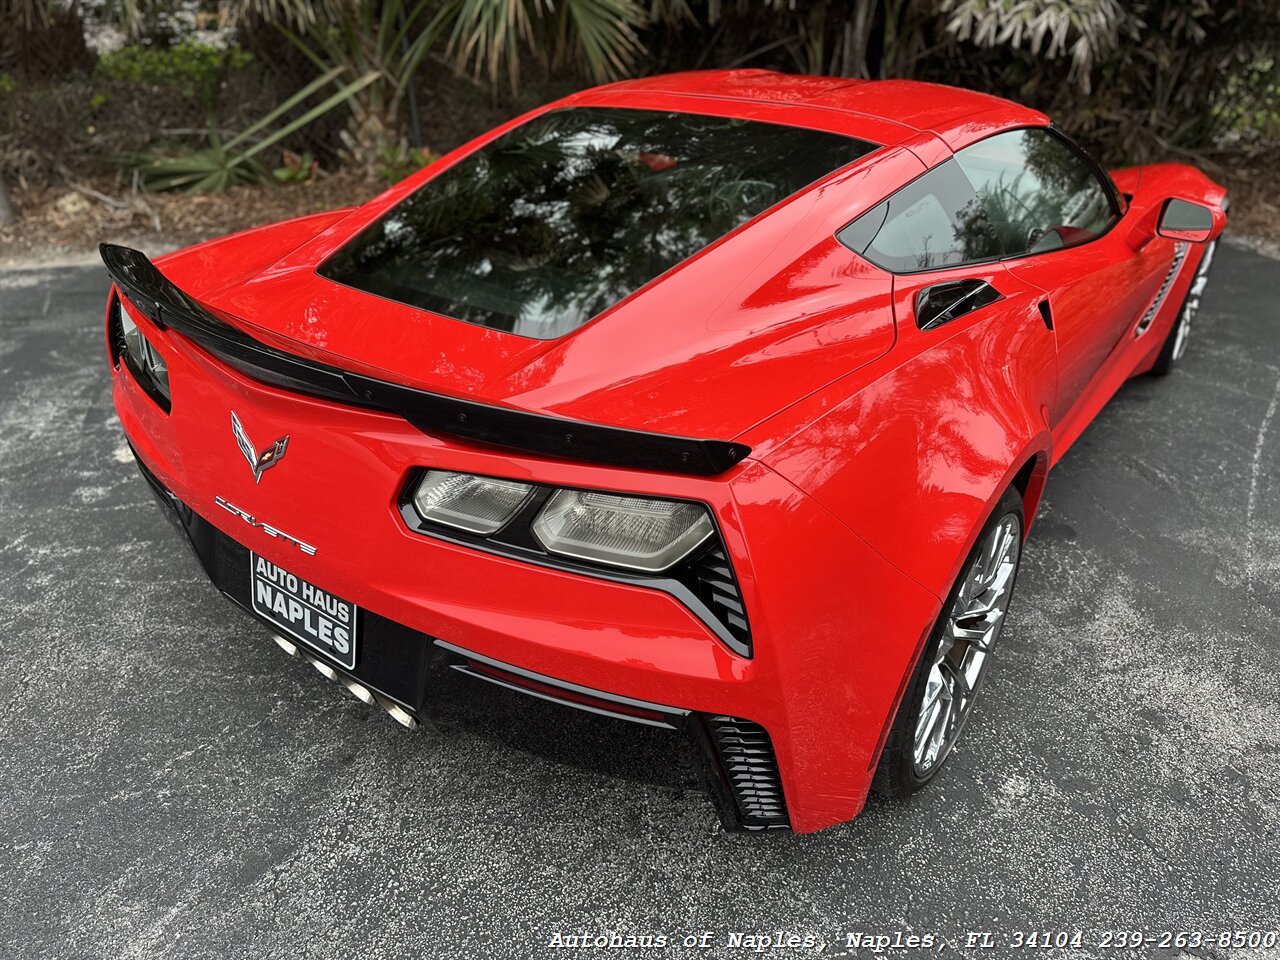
250,553,358,669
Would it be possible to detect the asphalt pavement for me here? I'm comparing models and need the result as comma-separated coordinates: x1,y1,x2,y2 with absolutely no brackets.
1,242,1277,959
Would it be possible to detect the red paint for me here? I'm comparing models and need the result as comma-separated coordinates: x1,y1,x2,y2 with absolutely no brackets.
109,71,1227,832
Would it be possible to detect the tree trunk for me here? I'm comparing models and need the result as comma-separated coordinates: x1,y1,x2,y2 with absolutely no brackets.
0,179,16,227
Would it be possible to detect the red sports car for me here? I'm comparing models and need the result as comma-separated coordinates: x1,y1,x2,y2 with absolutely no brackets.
102,70,1227,833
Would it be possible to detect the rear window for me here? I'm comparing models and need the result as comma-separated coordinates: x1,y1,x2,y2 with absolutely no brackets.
319,107,876,339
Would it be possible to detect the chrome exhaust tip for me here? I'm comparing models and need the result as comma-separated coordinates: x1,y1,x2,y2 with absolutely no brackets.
270,634,418,729
311,659,337,681
341,677,376,706
272,634,299,657
376,695,418,729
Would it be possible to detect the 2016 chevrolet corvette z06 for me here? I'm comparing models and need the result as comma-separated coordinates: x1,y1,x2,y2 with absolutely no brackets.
101,70,1227,833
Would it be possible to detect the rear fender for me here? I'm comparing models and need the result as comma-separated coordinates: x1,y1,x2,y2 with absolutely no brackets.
751,282,1055,604
154,208,356,300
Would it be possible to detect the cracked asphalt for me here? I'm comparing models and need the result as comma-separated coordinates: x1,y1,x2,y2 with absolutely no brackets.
1,242,1277,960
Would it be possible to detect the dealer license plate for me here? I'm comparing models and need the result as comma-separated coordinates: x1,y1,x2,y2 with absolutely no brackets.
250,553,358,669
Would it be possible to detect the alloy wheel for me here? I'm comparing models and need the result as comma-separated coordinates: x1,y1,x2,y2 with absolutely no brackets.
912,513,1021,776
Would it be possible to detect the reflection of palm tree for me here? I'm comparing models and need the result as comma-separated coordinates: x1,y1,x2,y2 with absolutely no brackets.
906,196,999,270
980,173,1063,251
323,107,872,336
951,195,1001,263
965,132,1111,253
1020,130,1083,197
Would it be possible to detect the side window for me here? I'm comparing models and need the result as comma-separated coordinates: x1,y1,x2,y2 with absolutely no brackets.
837,159,1001,273
955,128,1115,257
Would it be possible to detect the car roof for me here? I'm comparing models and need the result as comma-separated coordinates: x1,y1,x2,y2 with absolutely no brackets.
583,70,1049,152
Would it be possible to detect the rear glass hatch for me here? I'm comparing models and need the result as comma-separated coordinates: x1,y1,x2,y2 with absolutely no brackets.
319,106,877,340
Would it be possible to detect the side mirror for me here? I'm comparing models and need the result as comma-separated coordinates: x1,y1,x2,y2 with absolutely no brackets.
1157,198,1215,243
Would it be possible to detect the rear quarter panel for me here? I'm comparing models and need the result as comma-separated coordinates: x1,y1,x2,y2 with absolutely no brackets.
749,270,1056,602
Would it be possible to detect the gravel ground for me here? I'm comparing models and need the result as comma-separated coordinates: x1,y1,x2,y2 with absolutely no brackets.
1,242,1277,959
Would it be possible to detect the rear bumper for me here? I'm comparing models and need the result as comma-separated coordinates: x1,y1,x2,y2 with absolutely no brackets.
134,452,787,829
111,291,942,833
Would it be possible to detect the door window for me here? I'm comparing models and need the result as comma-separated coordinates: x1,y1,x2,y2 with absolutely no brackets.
838,127,1119,273
954,128,1115,257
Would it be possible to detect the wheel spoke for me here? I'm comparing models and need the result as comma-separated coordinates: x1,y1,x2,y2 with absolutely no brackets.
943,674,963,739
913,698,939,759
978,529,1003,586
958,582,1009,618
913,668,952,765
919,669,943,715
940,658,972,702
978,523,1015,588
947,620,989,643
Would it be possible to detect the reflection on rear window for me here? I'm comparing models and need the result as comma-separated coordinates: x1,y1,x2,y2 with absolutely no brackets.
319,107,876,339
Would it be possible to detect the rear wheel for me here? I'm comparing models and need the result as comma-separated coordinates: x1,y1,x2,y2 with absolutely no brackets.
1150,239,1216,377
873,488,1024,798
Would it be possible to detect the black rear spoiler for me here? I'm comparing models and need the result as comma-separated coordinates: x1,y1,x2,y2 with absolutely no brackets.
100,244,751,477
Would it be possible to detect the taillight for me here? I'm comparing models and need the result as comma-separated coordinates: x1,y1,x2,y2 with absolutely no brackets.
110,294,171,411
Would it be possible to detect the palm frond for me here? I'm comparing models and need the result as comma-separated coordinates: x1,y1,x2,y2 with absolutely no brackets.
939,0,1130,91
443,0,541,88
556,0,646,82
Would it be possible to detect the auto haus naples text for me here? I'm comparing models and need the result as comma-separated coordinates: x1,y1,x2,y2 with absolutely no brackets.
252,555,352,656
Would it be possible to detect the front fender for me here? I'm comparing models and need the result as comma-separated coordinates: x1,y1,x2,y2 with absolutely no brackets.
1112,163,1229,249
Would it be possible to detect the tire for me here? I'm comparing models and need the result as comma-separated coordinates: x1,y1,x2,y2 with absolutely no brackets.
1149,239,1217,377
873,487,1025,799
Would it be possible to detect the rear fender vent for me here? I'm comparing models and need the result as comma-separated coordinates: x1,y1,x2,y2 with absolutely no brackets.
706,714,789,829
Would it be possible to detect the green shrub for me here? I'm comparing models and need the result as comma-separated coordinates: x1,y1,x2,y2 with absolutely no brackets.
375,144,439,183
272,150,317,183
94,42,252,102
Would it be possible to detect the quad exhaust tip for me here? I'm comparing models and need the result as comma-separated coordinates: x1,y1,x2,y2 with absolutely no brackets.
312,659,337,681
342,677,377,706
376,697,417,728
272,634,299,657
270,633,417,730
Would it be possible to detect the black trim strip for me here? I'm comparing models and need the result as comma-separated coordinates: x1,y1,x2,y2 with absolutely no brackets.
435,638,687,729
99,243,752,476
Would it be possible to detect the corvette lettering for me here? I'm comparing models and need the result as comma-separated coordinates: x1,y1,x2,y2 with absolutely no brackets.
215,496,317,555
